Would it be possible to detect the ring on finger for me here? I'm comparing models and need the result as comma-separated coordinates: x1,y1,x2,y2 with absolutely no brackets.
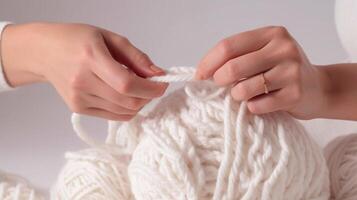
261,72,269,94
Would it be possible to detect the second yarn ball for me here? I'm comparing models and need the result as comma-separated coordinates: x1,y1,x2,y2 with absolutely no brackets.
324,133,357,200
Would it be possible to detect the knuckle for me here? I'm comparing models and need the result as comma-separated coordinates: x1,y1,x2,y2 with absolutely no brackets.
88,28,103,39
69,72,86,91
282,40,299,56
78,45,95,67
217,39,232,58
274,39,301,62
235,83,250,100
230,90,240,101
117,36,130,46
270,26,289,38
117,76,133,94
225,60,239,79
213,73,224,86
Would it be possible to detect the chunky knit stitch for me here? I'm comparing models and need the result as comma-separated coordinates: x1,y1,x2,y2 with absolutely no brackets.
52,67,330,200
0,170,43,200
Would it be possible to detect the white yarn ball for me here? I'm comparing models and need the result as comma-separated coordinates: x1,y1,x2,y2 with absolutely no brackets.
0,171,43,200
53,67,330,200
324,133,357,200
51,148,132,200
120,82,330,200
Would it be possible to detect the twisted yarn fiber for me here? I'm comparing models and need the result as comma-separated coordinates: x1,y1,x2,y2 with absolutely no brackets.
51,148,132,200
324,133,357,200
52,67,330,200
0,170,43,200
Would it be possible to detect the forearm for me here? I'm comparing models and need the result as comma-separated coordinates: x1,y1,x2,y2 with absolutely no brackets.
317,63,357,120
1,23,46,87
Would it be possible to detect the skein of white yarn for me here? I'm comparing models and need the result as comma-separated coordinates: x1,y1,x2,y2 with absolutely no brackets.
0,170,44,200
51,116,133,200
52,67,330,200
324,133,357,200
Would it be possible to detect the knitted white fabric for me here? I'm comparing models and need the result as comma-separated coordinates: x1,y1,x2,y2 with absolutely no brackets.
324,133,357,200
52,67,330,200
0,170,43,200
0,22,13,92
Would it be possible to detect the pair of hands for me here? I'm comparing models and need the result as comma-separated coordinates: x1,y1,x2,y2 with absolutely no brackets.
1,23,329,121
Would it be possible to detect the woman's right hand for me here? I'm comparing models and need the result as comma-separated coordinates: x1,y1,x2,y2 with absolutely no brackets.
1,22,167,120
195,26,331,120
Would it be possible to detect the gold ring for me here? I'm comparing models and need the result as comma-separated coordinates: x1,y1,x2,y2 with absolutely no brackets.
261,73,269,94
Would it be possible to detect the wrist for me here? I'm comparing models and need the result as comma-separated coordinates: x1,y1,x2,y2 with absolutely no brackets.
1,23,46,87
313,65,334,118
315,63,357,120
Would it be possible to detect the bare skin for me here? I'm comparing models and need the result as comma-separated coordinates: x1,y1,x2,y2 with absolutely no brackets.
1,22,168,121
196,26,357,121
1,23,357,121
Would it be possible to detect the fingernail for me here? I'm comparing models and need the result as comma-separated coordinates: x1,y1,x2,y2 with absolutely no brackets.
150,65,165,74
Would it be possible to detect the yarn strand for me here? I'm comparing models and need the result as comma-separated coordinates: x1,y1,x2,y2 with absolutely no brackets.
71,67,198,148
63,66,330,200
70,66,240,199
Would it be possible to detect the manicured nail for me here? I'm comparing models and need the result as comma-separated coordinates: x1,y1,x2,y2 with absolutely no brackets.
150,65,165,74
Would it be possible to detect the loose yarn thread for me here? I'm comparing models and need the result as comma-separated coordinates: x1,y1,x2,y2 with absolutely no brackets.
52,67,330,200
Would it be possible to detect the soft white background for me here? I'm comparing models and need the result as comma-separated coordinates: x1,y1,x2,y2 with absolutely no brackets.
0,0,356,192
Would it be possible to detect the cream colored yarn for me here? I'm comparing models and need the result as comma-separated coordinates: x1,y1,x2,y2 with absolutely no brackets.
52,67,330,200
324,133,357,200
51,116,133,199
0,170,43,200
51,148,132,199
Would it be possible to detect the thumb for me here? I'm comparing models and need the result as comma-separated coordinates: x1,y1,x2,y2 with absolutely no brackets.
101,29,164,78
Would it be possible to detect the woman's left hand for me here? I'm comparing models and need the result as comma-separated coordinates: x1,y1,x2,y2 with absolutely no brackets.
195,26,330,119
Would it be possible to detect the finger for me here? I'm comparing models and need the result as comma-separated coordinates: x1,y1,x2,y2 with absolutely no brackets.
246,84,300,114
86,74,150,110
101,29,164,77
213,40,280,86
230,63,290,101
196,26,276,80
83,108,135,121
84,94,139,115
114,72,168,99
92,45,168,99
